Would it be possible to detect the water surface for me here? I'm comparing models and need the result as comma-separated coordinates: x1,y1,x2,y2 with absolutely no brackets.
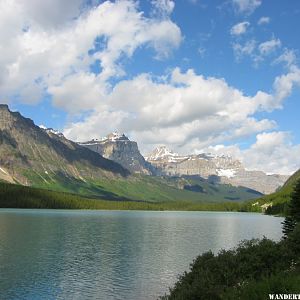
0,209,283,299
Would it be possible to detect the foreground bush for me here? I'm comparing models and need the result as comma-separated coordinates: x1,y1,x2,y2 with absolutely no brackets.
222,272,300,300
160,236,299,299
161,181,300,299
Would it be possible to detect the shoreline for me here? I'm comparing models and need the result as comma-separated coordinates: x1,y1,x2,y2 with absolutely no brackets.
0,207,263,213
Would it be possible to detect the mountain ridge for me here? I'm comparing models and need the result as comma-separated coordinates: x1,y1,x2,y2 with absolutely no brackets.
0,104,129,187
0,105,271,204
146,145,289,194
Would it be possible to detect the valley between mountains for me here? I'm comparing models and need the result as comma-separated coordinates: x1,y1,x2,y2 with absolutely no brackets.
0,104,297,213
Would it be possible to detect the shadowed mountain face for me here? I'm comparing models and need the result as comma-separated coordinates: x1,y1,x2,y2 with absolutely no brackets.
0,105,129,186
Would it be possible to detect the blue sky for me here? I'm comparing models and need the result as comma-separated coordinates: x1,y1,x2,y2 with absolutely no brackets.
1,0,300,174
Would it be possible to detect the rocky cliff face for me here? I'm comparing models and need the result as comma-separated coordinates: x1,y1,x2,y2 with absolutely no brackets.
79,133,154,175
0,105,129,185
146,146,288,194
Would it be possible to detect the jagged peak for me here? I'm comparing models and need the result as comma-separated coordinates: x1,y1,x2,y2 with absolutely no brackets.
146,145,180,161
0,104,36,129
146,147,239,165
79,132,130,145
106,132,129,141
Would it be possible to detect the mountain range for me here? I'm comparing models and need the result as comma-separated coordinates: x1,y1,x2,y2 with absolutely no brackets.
0,104,265,204
78,132,288,194
145,146,288,194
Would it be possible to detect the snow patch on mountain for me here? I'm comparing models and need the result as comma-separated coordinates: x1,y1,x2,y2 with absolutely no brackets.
47,128,63,136
107,132,128,141
80,132,129,146
217,168,236,178
145,146,180,162
39,125,64,138
145,145,288,194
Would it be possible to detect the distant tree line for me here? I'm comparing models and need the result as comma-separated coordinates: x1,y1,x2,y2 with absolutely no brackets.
0,182,255,211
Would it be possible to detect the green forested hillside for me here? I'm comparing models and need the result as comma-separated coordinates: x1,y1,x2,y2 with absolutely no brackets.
243,169,300,215
284,169,300,187
9,172,262,204
0,181,246,211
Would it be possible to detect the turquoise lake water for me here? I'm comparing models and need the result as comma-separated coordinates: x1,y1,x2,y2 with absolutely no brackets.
0,209,283,299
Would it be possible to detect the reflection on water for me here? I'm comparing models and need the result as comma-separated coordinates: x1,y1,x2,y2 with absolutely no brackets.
0,210,283,299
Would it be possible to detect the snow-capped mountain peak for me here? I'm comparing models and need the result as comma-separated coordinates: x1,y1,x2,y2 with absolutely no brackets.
79,132,153,175
146,146,180,161
39,124,47,130
106,132,128,142
80,132,129,146
39,125,64,138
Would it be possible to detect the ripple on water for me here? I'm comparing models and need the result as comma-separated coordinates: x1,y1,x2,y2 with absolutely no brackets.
0,210,283,300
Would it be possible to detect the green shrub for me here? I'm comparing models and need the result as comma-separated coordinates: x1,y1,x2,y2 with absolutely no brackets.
161,182,300,299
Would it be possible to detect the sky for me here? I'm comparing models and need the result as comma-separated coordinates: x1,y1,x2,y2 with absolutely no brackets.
0,0,300,175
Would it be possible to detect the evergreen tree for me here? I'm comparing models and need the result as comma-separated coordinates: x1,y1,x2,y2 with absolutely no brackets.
282,180,300,237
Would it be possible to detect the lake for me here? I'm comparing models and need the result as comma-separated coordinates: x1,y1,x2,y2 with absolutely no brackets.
0,209,283,300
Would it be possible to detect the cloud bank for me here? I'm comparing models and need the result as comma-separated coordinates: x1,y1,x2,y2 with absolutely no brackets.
64,65,300,174
0,0,299,175
0,0,181,105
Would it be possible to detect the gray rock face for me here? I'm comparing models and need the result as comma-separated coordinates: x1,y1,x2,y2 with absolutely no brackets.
220,170,288,195
79,133,153,175
146,146,288,194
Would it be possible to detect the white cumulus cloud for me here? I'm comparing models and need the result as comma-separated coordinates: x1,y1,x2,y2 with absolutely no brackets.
203,131,300,175
258,16,270,25
272,66,300,106
64,67,277,148
243,132,300,174
232,39,256,60
232,0,261,15
63,64,300,175
151,0,175,18
0,0,182,105
274,49,297,68
259,38,281,55
230,21,250,35
1,0,299,175
233,38,283,65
